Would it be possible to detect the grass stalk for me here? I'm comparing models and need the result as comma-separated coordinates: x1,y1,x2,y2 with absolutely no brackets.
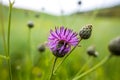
50,57,58,80
7,0,15,80
25,28,33,80
74,57,93,77
28,28,32,60
72,55,112,80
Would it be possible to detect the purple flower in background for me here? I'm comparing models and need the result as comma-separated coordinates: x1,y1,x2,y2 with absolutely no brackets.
48,26,79,57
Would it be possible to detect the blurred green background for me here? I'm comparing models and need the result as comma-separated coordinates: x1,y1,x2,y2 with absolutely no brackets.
0,5,120,80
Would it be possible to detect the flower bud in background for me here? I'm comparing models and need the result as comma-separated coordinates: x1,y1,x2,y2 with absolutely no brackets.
87,45,98,57
35,13,40,18
79,24,92,39
27,21,34,29
78,1,82,5
108,36,120,56
37,44,46,53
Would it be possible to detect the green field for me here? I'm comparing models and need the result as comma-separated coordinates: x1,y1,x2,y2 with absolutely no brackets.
0,5,120,80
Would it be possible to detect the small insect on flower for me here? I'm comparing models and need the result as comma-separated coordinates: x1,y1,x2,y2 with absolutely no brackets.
79,24,92,39
108,36,120,56
48,26,79,57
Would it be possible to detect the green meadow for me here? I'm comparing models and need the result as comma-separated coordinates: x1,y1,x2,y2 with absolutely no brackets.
0,5,120,80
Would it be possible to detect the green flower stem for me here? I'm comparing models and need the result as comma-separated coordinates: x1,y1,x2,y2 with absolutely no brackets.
72,55,112,80
50,57,58,80
53,38,82,74
74,57,93,77
0,0,7,55
28,28,32,60
7,1,15,80
26,28,32,80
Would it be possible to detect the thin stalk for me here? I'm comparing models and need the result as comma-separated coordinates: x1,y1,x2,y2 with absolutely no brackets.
28,28,31,59
26,28,32,80
50,57,58,80
74,57,93,77
53,38,82,74
7,1,14,80
72,55,112,80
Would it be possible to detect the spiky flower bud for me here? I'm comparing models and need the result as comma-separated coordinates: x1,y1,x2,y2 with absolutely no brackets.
27,21,34,28
79,24,92,39
108,36,120,56
37,44,46,53
87,45,98,57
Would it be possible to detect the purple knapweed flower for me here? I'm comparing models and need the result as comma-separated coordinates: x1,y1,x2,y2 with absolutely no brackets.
48,26,79,57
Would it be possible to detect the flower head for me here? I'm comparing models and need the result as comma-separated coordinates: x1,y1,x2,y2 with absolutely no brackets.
48,26,79,57
79,24,92,39
87,45,98,57
108,36,120,56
